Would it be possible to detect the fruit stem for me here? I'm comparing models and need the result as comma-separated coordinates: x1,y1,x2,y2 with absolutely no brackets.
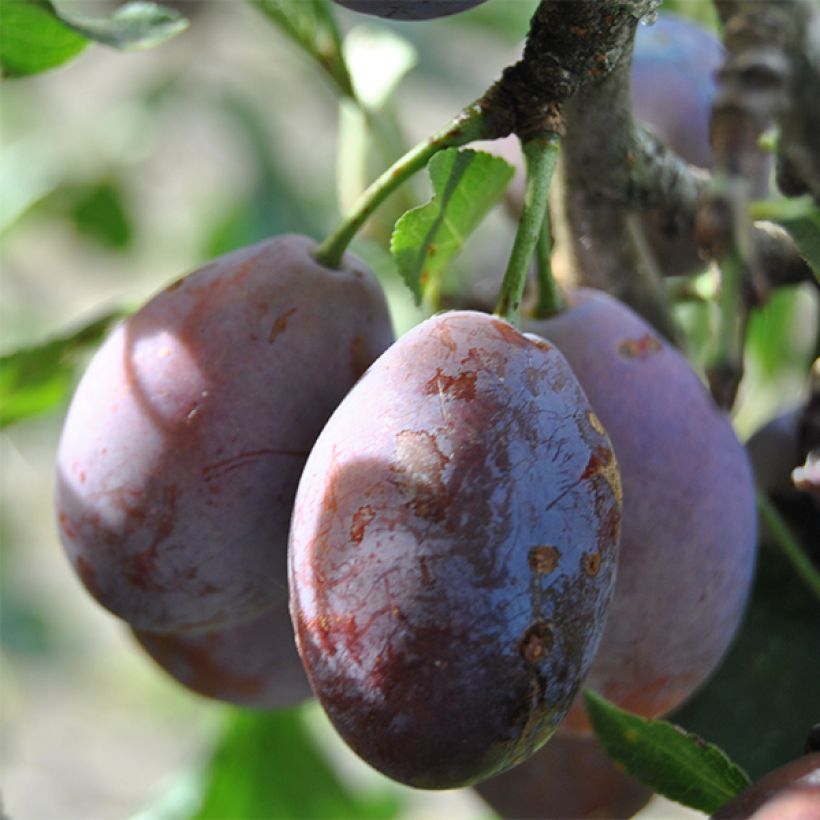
315,103,495,270
532,205,565,318
757,491,820,604
494,131,561,324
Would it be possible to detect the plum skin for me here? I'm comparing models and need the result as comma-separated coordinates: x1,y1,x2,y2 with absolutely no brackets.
527,289,758,732
332,0,486,21
56,234,394,633
475,732,652,819
712,753,820,819
133,599,313,709
631,13,725,170
289,310,622,789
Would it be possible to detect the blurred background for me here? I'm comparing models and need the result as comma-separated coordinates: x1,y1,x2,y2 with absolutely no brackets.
1,0,816,818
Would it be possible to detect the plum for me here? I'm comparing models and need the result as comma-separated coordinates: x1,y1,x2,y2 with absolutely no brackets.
289,310,622,788
56,234,394,633
748,410,803,497
631,14,773,277
526,288,757,732
133,599,313,709
712,753,820,819
475,732,652,819
332,0,486,21
632,13,725,171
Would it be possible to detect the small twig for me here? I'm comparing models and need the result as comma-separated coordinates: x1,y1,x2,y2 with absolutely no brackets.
560,57,681,343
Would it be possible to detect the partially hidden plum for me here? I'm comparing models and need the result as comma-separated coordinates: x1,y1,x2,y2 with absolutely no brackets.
632,13,725,171
747,410,803,496
289,310,622,789
632,14,773,277
56,234,394,633
712,753,820,819
133,599,312,709
332,0,486,21
526,288,757,732
475,732,652,819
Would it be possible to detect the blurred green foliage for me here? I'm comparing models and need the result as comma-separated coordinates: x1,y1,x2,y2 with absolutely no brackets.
0,0,187,77
0,310,124,428
194,707,400,820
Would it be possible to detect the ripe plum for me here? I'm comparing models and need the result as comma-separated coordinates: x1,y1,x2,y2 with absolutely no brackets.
332,0,486,21
289,310,622,788
133,599,313,709
56,234,394,632
475,732,652,819
632,13,724,170
712,753,820,819
527,288,757,731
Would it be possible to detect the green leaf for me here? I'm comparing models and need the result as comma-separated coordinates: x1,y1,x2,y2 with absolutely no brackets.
58,2,188,51
584,689,750,815
750,196,820,280
746,287,806,377
249,0,355,99
390,148,514,303
0,0,186,77
0,0,87,77
195,706,400,820
0,310,123,428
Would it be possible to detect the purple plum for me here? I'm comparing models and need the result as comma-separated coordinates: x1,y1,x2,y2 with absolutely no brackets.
289,310,622,788
56,234,394,633
526,288,757,731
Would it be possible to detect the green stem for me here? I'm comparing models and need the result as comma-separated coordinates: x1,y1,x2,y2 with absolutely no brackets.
717,248,745,362
315,104,494,270
706,244,747,409
757,491,820,604
532,204,564,318
494,132,561,324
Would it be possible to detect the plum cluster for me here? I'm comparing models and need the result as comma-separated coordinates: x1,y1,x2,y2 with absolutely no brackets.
55,235,757,793
54,3,761,808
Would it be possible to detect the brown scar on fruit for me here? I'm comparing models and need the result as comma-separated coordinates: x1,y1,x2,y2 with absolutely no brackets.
433,321,457,353
528,336,552,351
424,368,477,402
582,551,602,577
393,430,450,522
580,445,622,505
618,334,662,360
58,510,78,540
350,505,375,544
268,307,298,343
519,621,554,665
528,545,561,575
597,505,621,550
490,319,529,349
